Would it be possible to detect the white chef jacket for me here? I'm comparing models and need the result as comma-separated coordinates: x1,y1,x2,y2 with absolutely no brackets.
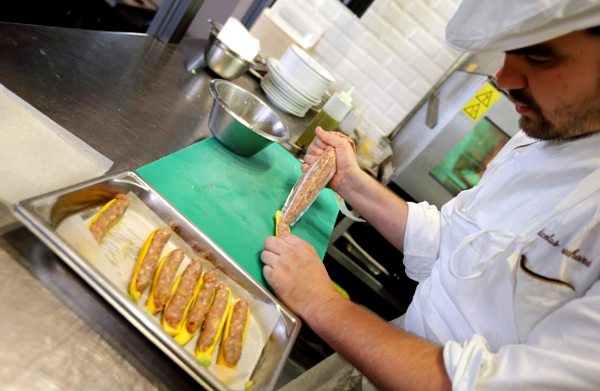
402,130,600,390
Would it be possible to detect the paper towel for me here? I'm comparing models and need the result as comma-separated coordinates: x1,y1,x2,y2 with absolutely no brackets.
0,83,113,205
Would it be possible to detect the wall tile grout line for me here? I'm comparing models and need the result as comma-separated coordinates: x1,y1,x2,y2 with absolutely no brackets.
278,0,460,136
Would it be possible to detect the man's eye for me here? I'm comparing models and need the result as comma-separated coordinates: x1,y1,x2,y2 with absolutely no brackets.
526,55,553,65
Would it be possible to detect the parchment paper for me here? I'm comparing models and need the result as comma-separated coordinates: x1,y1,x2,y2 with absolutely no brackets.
56,192,280,390
0,83,113,205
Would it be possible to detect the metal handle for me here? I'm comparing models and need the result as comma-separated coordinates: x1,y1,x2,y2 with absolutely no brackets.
346,243,381,275
342,232,390,276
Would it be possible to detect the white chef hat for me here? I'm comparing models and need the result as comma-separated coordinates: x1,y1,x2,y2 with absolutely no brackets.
446,0,600,53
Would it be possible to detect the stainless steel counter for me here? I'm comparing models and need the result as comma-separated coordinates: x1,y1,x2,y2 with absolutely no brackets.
0,22,314,391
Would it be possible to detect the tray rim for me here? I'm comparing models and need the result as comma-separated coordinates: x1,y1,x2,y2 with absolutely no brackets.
13,169,301,391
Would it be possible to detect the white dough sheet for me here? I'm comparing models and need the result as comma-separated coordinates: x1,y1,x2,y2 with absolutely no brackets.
56,192,280,390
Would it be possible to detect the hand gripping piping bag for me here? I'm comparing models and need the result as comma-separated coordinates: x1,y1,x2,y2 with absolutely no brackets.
275,132,363,236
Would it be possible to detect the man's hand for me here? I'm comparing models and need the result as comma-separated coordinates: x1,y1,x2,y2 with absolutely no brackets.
261,232,339,318
302,127,362,196
302,127,409,252
261,235,450,391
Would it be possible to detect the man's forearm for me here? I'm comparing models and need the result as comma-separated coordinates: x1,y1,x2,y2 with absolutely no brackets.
338,171,409,252
305,295,451,391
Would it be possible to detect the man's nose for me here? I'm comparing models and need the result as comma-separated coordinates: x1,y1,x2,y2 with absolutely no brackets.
496,54,528,90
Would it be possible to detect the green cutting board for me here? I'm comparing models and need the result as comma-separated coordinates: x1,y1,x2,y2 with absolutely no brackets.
137,137,339,287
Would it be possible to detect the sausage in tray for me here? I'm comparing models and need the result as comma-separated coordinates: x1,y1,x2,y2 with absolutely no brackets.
86,193,254,374
14,172,301,391
163,257,204,336
146,248,185,315
218,298,250,369
129,227,172,302
88,194,131,242
196,282,231,366
175,268,219,345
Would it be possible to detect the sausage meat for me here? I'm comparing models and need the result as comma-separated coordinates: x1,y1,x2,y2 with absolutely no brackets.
222,298,249,367
164,258,203,327
186,269,219,333
278,133,355,235
197,283,229,352
89,194,131,242
135,227,172,293
153,249,185,312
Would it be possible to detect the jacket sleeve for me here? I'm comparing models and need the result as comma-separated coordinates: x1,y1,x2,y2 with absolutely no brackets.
402,199,451,282
443,278,600,391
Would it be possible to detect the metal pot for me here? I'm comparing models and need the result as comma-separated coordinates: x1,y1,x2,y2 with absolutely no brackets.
187,19,263,80
203,30,256,80
208,79,289,157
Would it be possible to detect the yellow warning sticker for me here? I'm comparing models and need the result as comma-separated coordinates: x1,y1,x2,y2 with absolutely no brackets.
461,83,501,121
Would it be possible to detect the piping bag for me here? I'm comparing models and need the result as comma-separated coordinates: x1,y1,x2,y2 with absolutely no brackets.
276,132,364,237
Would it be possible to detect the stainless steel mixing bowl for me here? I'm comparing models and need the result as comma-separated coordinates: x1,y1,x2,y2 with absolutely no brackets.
187,20,265,80
208,79,289,156
204,30,256,80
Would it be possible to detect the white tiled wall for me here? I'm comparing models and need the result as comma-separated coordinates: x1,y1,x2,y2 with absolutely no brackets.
277,0,462,136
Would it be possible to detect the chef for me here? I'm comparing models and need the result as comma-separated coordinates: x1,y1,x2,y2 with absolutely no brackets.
261,0,600,390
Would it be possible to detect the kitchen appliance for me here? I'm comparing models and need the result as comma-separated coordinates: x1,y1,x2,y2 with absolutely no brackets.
208,79,289,157
390,71,520,207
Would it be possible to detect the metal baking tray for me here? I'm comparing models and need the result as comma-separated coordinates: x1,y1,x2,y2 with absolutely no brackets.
13,170,301,391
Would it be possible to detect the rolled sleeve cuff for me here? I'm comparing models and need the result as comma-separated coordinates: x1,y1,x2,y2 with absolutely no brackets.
402,201,442,282
444,335,492,391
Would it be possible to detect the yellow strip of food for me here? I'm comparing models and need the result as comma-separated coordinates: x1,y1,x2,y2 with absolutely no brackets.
175,286,216,346
162,271,204,336
87,198,117,229
196,287,231,367
275,210,290,236
129,228,158,303
146,250,175,315
217,298,250,369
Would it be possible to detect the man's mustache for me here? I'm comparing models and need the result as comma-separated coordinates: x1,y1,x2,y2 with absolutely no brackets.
508,89,543,115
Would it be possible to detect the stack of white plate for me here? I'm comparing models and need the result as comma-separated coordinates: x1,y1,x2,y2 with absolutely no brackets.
261,46,335,117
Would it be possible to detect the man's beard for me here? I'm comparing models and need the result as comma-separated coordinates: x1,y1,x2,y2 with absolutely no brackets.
508,89,600,141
